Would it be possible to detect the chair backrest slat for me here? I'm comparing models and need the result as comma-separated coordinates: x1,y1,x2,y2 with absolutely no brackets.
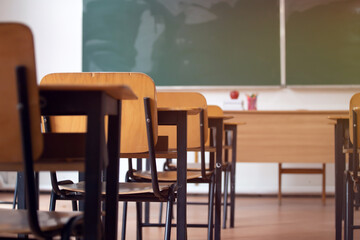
0,23,42,163
157,92,208,149
41,72,157,153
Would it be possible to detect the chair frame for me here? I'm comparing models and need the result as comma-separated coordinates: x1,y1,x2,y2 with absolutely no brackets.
11,66,81,239
42,117,83,212
0,22,87,239
126,102,216,240
160,106,237,229
120,98,176,240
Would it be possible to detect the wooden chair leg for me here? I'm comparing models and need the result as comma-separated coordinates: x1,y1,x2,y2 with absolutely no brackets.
278,163,282,206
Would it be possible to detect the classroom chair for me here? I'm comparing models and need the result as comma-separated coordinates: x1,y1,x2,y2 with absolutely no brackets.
0,22,82,239
161,105,237,228
344,93,360,240
125,92,216,240
40,72,176,240
207,105,238,229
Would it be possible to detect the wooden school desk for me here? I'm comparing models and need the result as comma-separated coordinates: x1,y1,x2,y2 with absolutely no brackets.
208,115,228,239
222,121,245,228
224,110,347,203
157,107,198,240
328,115,349,240
39,85,136,240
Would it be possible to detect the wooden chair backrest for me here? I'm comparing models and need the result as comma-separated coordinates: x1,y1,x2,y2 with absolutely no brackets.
350,93,360,147
208,105,223,117
206,105,224,146
41,72,157,153
0,23,43,163
157,92,208,149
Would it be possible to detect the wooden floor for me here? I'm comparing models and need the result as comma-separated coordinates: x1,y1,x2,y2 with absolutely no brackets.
0,193,337,239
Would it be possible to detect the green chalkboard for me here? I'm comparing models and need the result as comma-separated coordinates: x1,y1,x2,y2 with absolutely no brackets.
286,0,360,85
83,0,280,86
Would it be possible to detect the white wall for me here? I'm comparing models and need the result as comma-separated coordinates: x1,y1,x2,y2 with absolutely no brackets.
0,0,83,190
0,0,83,80
1,0,358,195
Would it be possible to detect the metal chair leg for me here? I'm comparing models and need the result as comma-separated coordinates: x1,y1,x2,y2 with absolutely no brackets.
72,200,78,211
278,163,282,206
136,202,143,240
230,162,236,228
12,173,19,209
49,190,57,211
208,175,215,240
159,202,164,224
61,215,84,240
121,202,128,240
144,202,150,224
222,168,230,229
164,196,174,240
355,192,360,210
35,172,40,210
345,172,354,240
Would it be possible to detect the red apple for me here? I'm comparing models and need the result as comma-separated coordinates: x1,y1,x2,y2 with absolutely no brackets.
230,90,239,99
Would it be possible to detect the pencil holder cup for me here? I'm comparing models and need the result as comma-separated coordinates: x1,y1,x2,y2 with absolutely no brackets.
247,94,257,110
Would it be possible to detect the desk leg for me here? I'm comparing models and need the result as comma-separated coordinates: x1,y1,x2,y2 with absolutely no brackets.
214,120,223,240
78,172,85,211
84,98,104,240
104,102,121,240
335,121,345,240
177,111,187,240
230,125,237,228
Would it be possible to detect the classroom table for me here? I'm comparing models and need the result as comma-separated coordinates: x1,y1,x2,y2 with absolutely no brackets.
224,110,348,239
157,108,192,240
38,85,136,240
223,121,245,228
224,110,347,163
224,110,349,230
209,115,244,239
329,115,349,240
150,109,224,239
207,116,224,239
